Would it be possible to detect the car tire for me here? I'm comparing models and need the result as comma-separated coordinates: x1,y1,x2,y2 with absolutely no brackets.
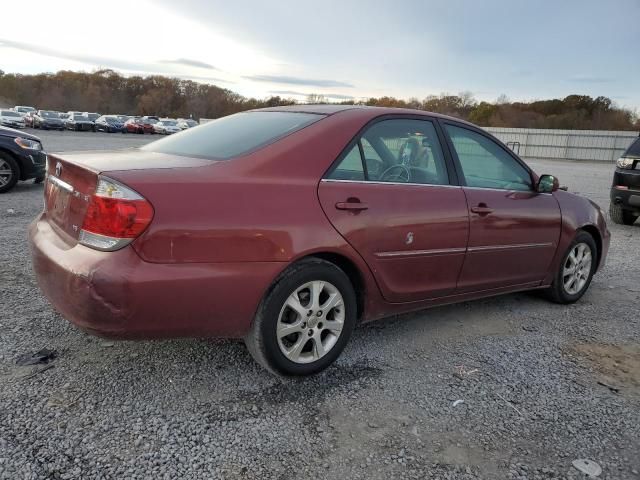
0,152,20,194
545,231,597,304
34,175,45,184
245,258,357,376
609,202,637,225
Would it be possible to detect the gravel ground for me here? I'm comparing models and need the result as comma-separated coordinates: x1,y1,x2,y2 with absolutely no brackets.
1,132,639,479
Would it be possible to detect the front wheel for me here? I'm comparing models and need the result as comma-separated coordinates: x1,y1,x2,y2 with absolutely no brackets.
609,203,637,225
245,258,357,376
545,232,597,304
0,152,20,193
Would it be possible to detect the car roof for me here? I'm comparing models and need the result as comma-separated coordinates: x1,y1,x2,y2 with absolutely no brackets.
254,104,476,126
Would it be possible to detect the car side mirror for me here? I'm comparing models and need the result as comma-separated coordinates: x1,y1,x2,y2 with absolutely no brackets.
537,174,559,193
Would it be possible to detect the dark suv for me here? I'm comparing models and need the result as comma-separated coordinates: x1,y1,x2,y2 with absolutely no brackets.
0,126,46,193
610,136,640,225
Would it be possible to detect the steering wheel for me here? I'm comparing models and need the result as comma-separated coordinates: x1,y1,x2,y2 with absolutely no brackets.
380,164,411,183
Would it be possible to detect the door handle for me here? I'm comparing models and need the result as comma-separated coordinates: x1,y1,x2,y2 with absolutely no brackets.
335,200,368,211
470,204,493,215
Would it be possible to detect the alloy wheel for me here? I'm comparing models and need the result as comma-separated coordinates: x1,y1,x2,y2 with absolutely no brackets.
0,159,13,187
562,242,592,295
276,280,345,364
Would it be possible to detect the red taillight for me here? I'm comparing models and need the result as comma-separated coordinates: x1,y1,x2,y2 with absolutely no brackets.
79,176,154,251
82,196,153,238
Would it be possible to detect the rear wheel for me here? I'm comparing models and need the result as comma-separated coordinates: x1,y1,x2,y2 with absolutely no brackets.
245,258,357,376
609,202,637,225
545,231,597,304
0,153,20,193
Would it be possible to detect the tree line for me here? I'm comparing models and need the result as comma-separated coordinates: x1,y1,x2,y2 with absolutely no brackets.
0,69,637,130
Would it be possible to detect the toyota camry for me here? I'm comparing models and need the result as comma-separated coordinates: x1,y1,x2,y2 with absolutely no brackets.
29,105,610,376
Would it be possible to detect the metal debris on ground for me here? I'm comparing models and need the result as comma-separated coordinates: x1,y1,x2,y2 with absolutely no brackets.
15,348,57,366
453,365,479,379
452,399,465,407
597,381,620,393
572,458,602,477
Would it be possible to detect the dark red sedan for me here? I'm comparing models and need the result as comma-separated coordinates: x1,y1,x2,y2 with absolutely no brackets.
124,118,156,134
29,106,610,376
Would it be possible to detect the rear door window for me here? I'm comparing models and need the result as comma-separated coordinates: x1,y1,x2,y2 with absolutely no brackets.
326,118,450,186
142,111,324,160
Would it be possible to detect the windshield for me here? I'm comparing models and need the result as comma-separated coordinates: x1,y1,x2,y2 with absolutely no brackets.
142,111,324,160
624,137,640,157
87,113,99,121
16,107,35,113
41,111,58,118
186,120,197,126
73,115,89,121
162,120,177,126
105,116,118,123
1,110,21,117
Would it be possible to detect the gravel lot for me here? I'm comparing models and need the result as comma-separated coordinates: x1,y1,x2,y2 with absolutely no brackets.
1,131,639,479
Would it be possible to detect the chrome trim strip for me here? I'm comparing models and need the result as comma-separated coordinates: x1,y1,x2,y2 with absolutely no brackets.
320,179,461,189
468,242,553,253
462,185,554,195
375,247,466,258
48,175,73,193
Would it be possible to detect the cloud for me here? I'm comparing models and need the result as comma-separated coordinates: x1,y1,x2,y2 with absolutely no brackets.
0,38,143,72
245,74,354,88
159,58,218,70
269,90,307,96
568,75,615,84
269,90,354,100
0,38,230,84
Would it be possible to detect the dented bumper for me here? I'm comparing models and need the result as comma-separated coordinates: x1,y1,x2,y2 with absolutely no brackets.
28,214,284,339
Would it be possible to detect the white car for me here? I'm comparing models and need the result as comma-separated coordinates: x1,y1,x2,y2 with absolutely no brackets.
13,106,36,117
177,119,198,130
0,109,26,128
153,119,181,135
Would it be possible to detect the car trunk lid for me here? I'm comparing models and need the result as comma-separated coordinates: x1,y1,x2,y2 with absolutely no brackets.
44,149,214,246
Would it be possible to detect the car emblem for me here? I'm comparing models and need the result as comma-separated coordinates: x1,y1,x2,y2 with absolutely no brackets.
55,162,62,177
405,232,414,245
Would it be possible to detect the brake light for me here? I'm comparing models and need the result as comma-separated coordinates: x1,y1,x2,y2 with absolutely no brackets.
79,177,154,251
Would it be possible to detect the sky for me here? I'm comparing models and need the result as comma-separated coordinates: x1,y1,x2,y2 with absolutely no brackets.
1,0,639,109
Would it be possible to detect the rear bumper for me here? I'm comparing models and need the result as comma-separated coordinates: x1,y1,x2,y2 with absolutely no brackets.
28,215,285,339
610,186,640,213
17,149,47,180
41,122,64,130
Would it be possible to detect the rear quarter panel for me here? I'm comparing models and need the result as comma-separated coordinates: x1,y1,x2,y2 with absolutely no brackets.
105,109,389,321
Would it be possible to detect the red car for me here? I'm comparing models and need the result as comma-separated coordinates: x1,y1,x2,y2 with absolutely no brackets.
124,118,156,134
29,106,610,376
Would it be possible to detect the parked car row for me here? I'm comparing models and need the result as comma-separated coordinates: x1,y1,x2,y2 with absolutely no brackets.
3,105,198,134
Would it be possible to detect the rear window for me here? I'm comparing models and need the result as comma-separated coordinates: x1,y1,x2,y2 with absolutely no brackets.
142,111,324,160
624,137,640,157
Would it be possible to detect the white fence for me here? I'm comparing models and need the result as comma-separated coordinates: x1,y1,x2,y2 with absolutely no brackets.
485,127,639,163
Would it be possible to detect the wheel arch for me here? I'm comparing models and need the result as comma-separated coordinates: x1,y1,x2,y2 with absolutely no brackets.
0,147,22,178
579,224,602,269
304,252,366,321
259,251,368,323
